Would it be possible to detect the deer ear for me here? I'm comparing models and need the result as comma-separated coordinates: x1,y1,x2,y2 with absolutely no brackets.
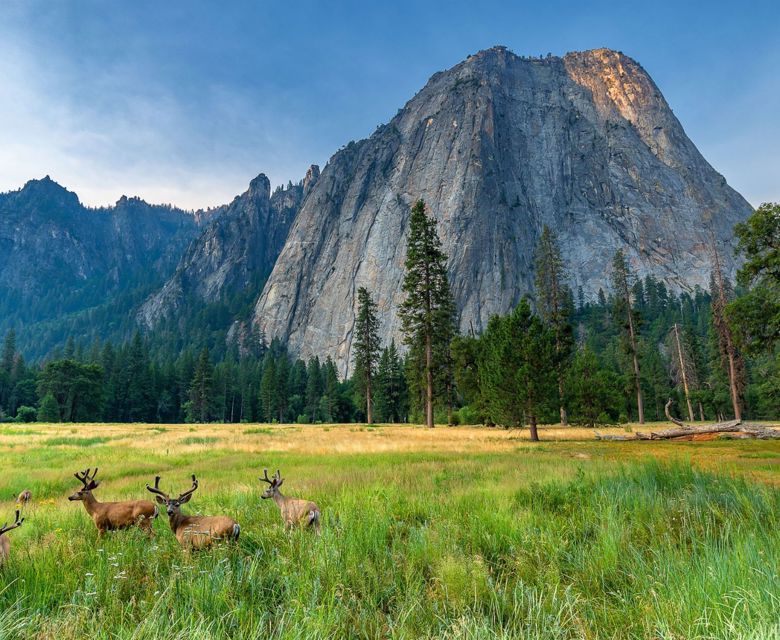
276,478,284,488
91,481,100,489
180,493,193,504
155,496,165,504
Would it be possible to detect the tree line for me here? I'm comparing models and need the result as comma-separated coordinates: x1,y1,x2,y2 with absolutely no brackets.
1,201,779,429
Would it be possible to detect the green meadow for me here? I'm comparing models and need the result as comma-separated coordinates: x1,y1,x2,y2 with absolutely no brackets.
0,423,778,639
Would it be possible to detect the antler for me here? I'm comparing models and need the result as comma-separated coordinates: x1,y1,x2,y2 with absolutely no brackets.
0,509,24,535
146,475,169,500
177,474,199,501
74,468,99,488
260,468,273,485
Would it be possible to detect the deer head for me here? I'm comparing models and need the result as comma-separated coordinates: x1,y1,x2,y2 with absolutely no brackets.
259,468,284,499
68,468,100,501
0,509,24,536
146,474,198,517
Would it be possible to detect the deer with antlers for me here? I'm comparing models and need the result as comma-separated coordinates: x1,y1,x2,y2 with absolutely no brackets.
260,469,320,533
146,474,240,549
0,509,24,564
68,468,157,535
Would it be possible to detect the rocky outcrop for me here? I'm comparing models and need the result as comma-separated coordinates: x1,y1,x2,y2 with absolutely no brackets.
0,176,198,302
0,176,202,356
251,47,752,376
137,168,317,328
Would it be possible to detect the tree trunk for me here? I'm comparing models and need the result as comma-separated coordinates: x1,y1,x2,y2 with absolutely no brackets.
673,323,695,422
425,332,434,428
366,374,373,424
712,239,742,421
558,375,568,426
529,414,539,442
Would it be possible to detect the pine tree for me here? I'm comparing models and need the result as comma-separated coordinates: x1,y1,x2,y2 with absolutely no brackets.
260,356,277,422
479,299,556,440
566,346,622,426
352,287,381,422
611,250,645,424
1,329,16,373
187,348,215,423
126,332,153,422
534,226,574,425
398,200,455,428
375,340,408,422
320,357,341,422
63,336,76,360
38,392,60,422
305,356,323,422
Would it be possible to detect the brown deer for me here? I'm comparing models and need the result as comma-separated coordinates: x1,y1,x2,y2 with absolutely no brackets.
68,468,157,535
146,474,240,549
260,469,320,532
0,509,24,564
16,490,32,509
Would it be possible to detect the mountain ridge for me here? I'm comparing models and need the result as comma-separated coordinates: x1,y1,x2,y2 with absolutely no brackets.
249,46,751,375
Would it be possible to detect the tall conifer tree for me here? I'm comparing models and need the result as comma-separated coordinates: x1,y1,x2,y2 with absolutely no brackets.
534,226,573,425
352,287,381,422
399,200,455,428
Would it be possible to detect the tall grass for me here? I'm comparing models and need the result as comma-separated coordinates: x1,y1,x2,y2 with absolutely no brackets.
0,445,777,639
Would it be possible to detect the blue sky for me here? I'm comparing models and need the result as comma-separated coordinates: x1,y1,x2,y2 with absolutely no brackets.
0,0,777,209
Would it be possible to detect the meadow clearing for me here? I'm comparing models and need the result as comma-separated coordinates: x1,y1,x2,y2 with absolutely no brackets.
0,422,778,639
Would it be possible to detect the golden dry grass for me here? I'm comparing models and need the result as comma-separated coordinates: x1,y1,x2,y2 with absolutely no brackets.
2,421,778,486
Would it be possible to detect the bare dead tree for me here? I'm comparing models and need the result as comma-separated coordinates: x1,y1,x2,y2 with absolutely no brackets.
710,235,744,421
668,323,695,422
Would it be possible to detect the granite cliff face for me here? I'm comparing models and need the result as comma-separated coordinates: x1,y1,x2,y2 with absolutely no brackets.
251,47,751,375
138,166,318,328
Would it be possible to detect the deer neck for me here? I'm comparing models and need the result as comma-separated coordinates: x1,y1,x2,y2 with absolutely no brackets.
169,510,188,533
82,492,101,516
272,491,288,510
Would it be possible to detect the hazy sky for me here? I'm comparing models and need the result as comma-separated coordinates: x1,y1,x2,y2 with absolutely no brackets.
0,0,777,210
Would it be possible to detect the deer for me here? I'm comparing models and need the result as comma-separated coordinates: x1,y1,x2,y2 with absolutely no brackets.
68,468,158,535
259,469,320,533
0,509,24,565
146,474,240,549
16,490,32,510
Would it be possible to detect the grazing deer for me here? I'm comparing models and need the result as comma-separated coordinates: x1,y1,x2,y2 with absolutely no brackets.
146,474,240,549
0,509,24,564
68,468,157,535
16,490,32,510
260,469,320,532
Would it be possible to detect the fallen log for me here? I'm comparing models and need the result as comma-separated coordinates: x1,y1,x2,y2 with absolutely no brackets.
630,400,780,440
594,431,637,441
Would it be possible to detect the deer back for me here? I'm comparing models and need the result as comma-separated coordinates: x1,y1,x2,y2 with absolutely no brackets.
279,495,320,527
93,499,157,530
172,514,239,548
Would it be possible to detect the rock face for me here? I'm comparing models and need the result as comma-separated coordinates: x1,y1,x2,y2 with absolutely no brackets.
0,176,203,356
138,168,317,328
251,47,752,376
0,177,198,295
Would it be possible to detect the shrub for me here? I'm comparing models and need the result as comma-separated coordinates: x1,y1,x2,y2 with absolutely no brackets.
15,406,37,423
596,412,612,425
457,405,482,425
